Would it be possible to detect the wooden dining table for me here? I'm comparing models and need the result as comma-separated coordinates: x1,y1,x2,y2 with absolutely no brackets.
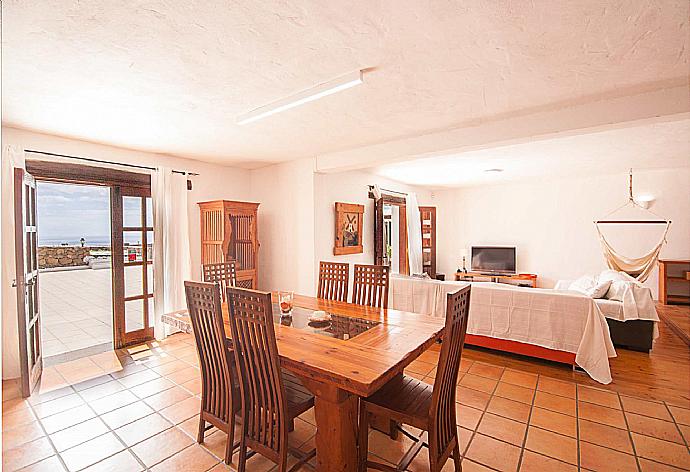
162,293,446,471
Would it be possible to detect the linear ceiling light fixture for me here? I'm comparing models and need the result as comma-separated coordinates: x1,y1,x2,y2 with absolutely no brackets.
236,70,363,125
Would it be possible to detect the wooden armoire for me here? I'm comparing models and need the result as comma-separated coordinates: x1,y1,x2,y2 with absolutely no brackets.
198,200,260,289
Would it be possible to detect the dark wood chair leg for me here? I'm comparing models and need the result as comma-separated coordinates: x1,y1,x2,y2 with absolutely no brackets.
398,431,426,471
286,447,317,472
358,405,369,472
237,436,247,472
224,421,234,465
452,441,462,472
277,449,289,472
197,417,206,444
388,419,399,439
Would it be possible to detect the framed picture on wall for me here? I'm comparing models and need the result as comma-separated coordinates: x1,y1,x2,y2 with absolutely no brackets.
334,202,364,255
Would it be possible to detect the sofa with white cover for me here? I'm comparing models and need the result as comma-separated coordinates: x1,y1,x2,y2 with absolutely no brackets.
555,270,659,352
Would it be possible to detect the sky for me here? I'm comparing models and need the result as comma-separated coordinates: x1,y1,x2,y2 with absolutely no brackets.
37,182,150,246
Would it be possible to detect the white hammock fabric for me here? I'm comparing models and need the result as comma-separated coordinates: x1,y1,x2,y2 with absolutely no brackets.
595,223,670,283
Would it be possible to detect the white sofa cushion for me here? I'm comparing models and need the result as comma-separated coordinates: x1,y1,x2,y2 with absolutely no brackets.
568,276,611,298
606,280,629,301
589,280,613,298
598,270,640,300
599,269,638,284
569,275,596,293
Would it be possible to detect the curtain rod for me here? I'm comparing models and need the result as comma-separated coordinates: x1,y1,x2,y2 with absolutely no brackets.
25,150,200,176
595,220,670,224
367,185,407,196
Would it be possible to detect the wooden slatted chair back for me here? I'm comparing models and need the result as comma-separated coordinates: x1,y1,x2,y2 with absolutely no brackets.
202,261,237,302
317,261,349,302
184,281,235,428
226,287,288,465
352,264,390,309
429,285,471,464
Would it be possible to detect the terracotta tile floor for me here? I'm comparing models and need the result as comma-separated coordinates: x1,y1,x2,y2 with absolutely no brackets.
3,333,690,472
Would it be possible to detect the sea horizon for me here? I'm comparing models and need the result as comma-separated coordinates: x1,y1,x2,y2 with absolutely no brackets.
38,235,148,246
39,236,111,246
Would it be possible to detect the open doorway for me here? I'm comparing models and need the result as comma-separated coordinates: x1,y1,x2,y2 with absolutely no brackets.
375,194,409,275
10,160,156,396
26,160,156,367
36,181,114,362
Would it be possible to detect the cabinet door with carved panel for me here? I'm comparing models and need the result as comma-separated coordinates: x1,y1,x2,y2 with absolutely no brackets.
200,201,226,265
199,200,260,289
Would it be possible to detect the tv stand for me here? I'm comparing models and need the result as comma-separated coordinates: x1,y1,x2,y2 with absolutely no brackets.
455,271,538,288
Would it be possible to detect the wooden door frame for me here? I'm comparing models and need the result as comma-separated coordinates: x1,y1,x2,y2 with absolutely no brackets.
14,168,43,397
111,185,154,348
26,160,151,189
373,194,409,275
24,159,154,350
111,186,125,348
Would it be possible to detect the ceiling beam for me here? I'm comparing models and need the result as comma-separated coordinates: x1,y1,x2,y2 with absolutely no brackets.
315,81,689,173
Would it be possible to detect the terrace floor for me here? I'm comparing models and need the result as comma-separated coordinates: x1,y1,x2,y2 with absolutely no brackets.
40,267,148,359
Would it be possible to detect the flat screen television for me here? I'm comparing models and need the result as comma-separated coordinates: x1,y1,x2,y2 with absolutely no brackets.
471,246,516,274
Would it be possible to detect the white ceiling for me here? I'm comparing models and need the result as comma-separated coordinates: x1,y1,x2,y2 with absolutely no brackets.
2,1,688,168
370,118,690,188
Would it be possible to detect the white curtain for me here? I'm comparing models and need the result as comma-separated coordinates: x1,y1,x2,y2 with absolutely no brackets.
2,146,25,379
152,168,191,340
405,192,423,275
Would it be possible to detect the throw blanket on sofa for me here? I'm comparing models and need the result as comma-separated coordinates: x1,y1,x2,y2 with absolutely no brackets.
389,276,616,384
609,281,659,324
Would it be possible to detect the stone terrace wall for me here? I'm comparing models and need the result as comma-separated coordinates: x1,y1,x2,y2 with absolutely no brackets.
38,246,110,269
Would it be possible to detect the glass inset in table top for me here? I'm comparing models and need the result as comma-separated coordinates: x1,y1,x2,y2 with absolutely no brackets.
271,304,379,341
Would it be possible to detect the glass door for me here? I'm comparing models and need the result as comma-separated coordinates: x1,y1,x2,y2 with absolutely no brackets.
14,168,43,396
111,186,154,348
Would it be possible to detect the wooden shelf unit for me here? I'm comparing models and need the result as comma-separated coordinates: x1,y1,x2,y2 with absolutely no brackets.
659,260,690,305
455,271,538,288
198,200,260,289
419,206,437,278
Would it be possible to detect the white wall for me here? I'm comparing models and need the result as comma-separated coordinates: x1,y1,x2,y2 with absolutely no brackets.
2,127,251,378
435,168,690,297
313,169,433,286
249,158,316,296
248,164,435,297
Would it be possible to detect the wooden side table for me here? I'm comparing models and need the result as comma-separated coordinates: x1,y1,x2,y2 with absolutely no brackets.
659,260,690,305
455,272,537,288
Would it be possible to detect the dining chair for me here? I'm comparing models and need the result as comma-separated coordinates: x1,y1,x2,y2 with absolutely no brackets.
358,285,471,472
202,261,237,302
352,264,390,309
226,287,316,472
317,261,349,302
184,281,241,465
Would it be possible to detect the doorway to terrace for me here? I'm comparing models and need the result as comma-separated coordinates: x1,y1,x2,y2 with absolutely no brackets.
28,159,155,366
37,181,114,361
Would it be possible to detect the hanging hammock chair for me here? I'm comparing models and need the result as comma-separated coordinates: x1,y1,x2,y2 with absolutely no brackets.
594,170,671,283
